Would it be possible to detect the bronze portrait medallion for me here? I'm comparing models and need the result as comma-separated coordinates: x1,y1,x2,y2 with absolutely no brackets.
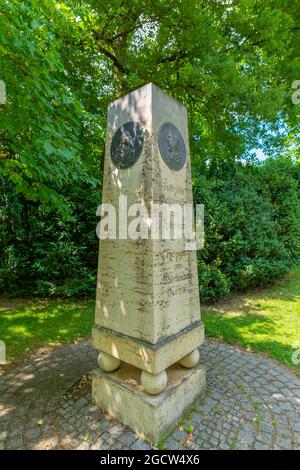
158,122,186,171
110,121,144,169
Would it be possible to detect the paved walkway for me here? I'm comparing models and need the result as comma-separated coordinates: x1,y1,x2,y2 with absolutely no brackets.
0,339,299,450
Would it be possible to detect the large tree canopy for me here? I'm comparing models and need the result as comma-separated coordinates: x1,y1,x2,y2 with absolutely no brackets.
0,0,299,212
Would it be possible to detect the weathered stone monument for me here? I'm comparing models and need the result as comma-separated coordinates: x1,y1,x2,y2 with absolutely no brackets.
92,83,205,442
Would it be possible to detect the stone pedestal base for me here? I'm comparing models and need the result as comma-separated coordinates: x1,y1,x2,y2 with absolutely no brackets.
92,361,206,443
92,321,205,375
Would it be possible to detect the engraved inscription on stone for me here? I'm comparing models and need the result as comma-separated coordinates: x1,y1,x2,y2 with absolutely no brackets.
158,122,186,171
110,121,144,169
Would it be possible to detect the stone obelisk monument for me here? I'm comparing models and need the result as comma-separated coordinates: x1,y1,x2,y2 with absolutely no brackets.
92,83,205,442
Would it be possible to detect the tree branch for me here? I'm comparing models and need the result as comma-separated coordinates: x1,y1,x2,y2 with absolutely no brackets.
158,51,189,64
97,46,128,74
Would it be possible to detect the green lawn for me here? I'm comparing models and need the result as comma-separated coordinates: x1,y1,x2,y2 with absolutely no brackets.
0,298,95,360
0,267,299,375
202,266,300,375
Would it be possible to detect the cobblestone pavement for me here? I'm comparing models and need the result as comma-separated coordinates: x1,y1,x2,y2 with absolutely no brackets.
0,339,299,450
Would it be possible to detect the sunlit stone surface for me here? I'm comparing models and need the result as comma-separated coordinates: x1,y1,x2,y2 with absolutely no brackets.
92,83,206,441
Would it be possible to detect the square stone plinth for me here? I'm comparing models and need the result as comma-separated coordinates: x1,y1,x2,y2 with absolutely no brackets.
92,361,206,443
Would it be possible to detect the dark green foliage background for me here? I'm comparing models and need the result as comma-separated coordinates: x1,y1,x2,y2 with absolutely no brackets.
1,1,300,303
0,178,100,298
1,156,299,303
194,157,300,302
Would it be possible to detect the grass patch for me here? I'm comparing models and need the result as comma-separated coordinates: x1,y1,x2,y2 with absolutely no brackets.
0,298,94,360
202,266,300,375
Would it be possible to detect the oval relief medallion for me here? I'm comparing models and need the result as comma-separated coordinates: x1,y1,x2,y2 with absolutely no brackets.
158,122,186,171
110,121,144,169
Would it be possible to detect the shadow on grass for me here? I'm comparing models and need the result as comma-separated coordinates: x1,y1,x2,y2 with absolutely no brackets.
0,299,95,360
202,308,300,375
209,266,300,313
201,265,300,375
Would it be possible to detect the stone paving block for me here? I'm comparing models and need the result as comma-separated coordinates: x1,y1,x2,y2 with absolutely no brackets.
118,432,137,447
275,437,293,449
165,438,182,450
130,439,151,450
173,430,188,441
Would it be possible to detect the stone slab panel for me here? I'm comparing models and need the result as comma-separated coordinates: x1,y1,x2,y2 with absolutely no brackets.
92,321,205,374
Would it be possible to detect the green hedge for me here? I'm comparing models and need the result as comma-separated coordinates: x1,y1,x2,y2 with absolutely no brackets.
194,157,300,302
0,157,299,302
0,181,100,298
